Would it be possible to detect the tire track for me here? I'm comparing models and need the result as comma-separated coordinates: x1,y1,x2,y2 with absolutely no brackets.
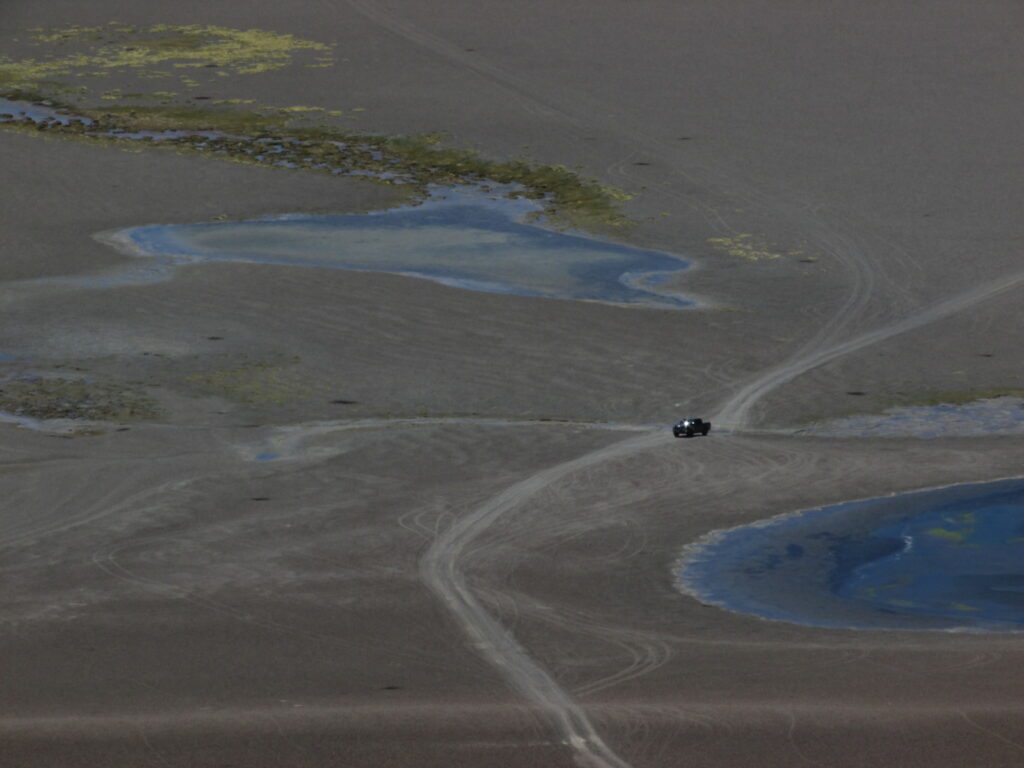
342,0,886,342
412,261,1024,766
333,6,1024,765
713,267,1024,430
341,0,890,423
419,430,663,768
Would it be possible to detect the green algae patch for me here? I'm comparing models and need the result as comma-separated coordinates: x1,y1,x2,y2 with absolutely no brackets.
1,22,634,234
707,234,804,261
927,527,966,543
1,23,334,93
2,101,634,234
183,362,317,405
0,376,159,421
371,136,633,233
85,104,288,134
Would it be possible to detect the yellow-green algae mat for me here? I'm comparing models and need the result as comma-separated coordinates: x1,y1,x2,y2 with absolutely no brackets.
0,23,633,234
0,23,334,93
0,376,158,421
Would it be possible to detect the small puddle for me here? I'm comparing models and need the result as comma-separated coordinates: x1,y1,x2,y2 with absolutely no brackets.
103,190,694,307
677,478,1024,631
803,398,1024,438
0,98,92,126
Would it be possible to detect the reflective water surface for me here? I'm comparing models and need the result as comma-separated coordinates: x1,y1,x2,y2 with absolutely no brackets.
677,478,1024,631
106,191,694,308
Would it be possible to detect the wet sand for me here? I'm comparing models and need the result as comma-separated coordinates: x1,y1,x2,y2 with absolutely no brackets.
3,1,1024,766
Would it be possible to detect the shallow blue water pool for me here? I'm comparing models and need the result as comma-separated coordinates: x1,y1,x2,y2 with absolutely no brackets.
106,191,693,308
677,478,1024,631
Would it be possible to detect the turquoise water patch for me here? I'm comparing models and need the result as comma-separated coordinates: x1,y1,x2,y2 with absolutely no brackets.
677,478,1024,631
106,192,693,308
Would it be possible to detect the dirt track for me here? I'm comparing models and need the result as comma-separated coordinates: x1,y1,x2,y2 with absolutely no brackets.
3,1,1024,766
419,259,1024,767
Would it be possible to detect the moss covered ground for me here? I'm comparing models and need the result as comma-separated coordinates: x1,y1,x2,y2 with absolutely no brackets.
0,22,633,234
0,376,159,421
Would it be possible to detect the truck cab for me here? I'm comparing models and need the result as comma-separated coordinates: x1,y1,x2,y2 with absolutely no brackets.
672,418,711,438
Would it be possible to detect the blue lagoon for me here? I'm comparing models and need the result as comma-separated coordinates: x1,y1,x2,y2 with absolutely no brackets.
678,479,1024,631
105,191,694,308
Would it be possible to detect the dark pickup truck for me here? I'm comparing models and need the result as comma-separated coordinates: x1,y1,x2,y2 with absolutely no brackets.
672,418,711,438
